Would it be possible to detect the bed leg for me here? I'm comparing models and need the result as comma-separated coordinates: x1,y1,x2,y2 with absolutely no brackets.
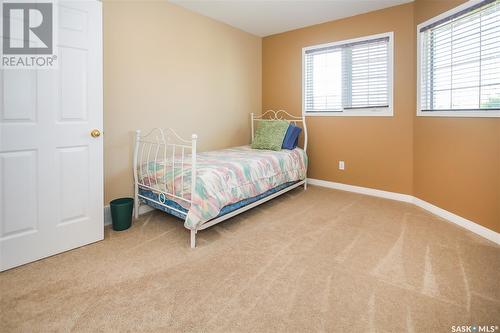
190,229,197,248
304,179,307,191
134,195,139,219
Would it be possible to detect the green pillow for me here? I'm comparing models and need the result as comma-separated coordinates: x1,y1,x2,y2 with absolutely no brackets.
251,120,289,151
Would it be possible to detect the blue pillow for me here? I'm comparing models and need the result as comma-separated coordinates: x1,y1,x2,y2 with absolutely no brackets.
282,124,302,150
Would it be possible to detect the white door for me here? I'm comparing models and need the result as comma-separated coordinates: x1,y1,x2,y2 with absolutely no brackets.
0,1,103,271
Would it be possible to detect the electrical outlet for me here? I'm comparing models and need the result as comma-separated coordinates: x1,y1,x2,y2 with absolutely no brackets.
339,161,345,170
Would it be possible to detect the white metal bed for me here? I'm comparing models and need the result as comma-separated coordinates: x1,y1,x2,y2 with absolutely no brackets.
133,110,308,248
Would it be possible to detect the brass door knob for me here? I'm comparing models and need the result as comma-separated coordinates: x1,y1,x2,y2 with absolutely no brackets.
90,129,101,138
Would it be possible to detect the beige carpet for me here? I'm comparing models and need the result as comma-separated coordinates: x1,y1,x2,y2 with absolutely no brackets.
1,185,499,332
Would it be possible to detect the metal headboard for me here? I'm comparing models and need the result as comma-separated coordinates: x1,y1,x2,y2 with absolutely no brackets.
251,110,308,152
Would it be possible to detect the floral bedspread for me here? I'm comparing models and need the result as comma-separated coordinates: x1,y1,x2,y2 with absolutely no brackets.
139,145,307,229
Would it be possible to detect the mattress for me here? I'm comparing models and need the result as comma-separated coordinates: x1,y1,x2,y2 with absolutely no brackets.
139,181,298,221
138,145,307,229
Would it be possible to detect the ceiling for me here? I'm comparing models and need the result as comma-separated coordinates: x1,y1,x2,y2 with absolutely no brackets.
169,0,414,37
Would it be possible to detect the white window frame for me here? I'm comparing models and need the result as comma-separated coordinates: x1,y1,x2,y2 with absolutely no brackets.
302,32,394,117
416,0,500,118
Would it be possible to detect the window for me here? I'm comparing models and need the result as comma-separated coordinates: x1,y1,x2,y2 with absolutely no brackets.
418,0,500,117
303,32,393,116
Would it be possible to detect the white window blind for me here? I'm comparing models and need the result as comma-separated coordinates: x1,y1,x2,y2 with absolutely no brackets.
419,0,500,114
304,34,392,115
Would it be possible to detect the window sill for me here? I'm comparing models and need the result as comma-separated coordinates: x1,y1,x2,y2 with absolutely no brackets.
304,109,393,117
417,110,500,118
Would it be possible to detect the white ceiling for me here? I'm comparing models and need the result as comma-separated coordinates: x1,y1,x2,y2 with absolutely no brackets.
169,0,414,37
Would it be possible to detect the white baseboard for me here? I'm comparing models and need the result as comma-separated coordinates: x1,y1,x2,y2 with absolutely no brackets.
411,197,499,245
104,205,112,226
307,178,500,245
307,178,414,203
103,204,154,226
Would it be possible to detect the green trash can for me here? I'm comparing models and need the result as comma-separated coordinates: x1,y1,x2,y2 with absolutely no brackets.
110,197,134,231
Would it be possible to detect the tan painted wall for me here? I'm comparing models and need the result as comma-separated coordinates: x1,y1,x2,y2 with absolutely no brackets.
103,1,261,203
413,0,500,232
263,1,499,232
263,4,415,195
104,0,498,232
